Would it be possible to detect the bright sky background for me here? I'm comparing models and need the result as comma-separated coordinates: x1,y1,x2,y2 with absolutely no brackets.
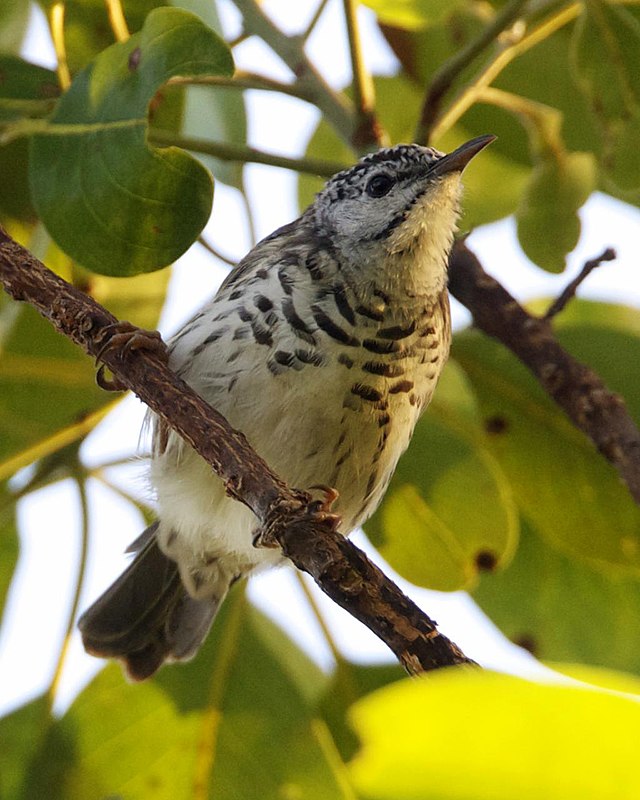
1,0,639,717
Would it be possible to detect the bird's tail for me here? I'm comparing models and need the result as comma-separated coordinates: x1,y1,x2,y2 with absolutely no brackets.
78,522,222,681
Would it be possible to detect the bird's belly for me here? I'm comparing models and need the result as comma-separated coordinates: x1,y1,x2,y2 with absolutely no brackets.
150,347,432,577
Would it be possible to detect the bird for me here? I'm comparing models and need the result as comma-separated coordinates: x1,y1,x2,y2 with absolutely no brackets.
78,134,495,680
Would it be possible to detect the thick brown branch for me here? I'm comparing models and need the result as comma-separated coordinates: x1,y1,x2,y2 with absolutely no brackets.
448,240,640,505
0,226,473,674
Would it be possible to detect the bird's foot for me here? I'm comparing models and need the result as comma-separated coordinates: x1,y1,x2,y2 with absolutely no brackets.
307,484,341,530
94,321,168,391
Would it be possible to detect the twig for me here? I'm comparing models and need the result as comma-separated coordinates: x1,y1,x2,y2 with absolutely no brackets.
168,71,317,104
302,0,331,41
0,226,474,674
416,0,529,144
448,240,640,504
47,474,90,712
148,129,348,176
544,248,616,319
50,3,71,90
231,0,355,143
197,235,238,267
430,2,580,142
342,0,383,151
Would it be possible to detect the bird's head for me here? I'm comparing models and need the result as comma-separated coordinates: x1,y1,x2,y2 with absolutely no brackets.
313,135,495,299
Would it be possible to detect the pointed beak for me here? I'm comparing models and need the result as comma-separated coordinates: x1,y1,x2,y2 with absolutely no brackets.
429,134,496,177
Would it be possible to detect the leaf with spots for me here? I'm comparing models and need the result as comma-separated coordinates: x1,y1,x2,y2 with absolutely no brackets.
29,7,234,276
474,517,640,675
365,361,519,592
452,299,640,576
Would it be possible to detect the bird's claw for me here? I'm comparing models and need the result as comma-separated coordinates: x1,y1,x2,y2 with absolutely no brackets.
307,484,341,530
94,322,168,392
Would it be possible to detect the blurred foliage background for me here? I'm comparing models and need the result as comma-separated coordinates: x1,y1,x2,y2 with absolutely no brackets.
2,0,640,797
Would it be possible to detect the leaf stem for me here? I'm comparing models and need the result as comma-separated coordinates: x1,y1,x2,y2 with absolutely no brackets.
46,474,90,712
303,0,332,41
417,0,530,144
49,3,71,90
168,71,317,104
197,235,238,267
430,2,581,142
295,571,345,666
149,129,349,176
342,0,383,151
104,0,130,42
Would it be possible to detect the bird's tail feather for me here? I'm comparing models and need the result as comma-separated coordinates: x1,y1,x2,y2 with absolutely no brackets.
78,522,222,681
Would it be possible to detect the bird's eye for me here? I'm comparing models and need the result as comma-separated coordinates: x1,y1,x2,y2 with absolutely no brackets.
366,173,394,198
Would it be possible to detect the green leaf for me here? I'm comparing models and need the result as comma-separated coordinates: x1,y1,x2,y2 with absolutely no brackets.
571,0,640,191
349,670,640,800
451,304,640,575
29,7,234,276
0,485,19,629
571,0,640,120
19,593,352,800
516,151,597,272
474,518,640,675
0,235,169,478
0,56,59,123
365,362,518,591
0,0,30,53
0,58,58,223
0,697,51,800
35,0,162,76
319,660,405,762
362,0,467,30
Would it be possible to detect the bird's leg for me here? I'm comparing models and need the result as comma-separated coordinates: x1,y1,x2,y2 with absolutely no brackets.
94,321,168,391
253,485,342,551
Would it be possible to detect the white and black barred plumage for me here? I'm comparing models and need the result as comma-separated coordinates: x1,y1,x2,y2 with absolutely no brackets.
79,136,494,679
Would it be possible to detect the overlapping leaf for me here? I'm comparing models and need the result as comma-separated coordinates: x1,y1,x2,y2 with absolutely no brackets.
516,150,597,272
452,300,640,575
0,237,169,479
349,670,640,799
366,362,519,592
9,593,353,800
571,0,640,191
29,7,233,275
474,519,640,674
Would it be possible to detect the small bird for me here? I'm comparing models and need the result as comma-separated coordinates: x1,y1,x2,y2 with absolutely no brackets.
79,135,495,680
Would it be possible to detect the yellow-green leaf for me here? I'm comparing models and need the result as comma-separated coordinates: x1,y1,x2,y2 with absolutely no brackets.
350,670,640,800
516,151,597,272
452,303,640,575
366,362,519,591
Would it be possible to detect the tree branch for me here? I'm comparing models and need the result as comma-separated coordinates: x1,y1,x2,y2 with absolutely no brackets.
448,240,640,505
0,226,474,674
148,129,349,176
544,248,616,320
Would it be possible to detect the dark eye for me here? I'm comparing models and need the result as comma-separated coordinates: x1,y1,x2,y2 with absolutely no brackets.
366,173,394,198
